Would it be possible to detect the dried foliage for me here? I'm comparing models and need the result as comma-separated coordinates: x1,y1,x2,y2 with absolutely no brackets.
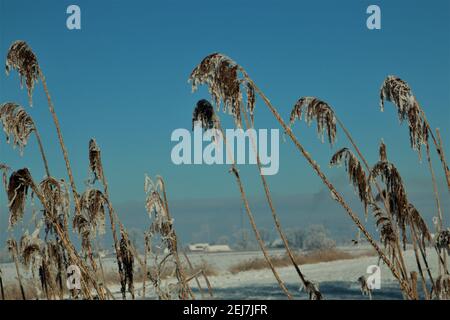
119,229,134,299
39,177,70,233
73,189,107,248
246,82,256,124
330,148,371,216
145,176,174,249
37,241,65,299
301,280,322,300
370,143,431,252
5,41,40,106
80,189,106,235
19,227,43,269
0,163,10,191
192,99,218,130
89,139,104,183
379,140,387,162
407,204,431,248
370,159,409,247
434,275,450,300
371,203,396,255
434,230,450,254
144,175,192,299
190,53,244,127
7,168,33,227
0,102,35,154
290,97,337,145
72,213,91,250
380,76,428,157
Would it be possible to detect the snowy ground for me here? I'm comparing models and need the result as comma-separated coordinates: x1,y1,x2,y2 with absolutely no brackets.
111,245,440,300
0,245,441,300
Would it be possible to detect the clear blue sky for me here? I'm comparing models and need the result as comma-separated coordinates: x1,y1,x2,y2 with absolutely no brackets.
0,1,449,239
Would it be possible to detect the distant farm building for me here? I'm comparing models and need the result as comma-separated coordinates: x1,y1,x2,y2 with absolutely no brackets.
188,243,232,252
188,243,210,252
205,245,232,252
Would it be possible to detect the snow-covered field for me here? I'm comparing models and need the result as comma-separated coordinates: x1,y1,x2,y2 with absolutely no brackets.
0,245,440,300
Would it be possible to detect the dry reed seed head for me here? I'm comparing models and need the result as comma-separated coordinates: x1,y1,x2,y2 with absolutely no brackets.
5,41,40,106
72,213,91,250
46,240,66,271
246,82,256,125
330,148,372,217
379,140,387,162
192,99,219,130
380,76,413,113
379,76,429,158
0,102,35,154
144,175,177,252
79,188,107,236
38,243,61,297
434,275,450,300
88,139,104,183
0,163,10,190
119,230,134,294
144,174,165,195
407,204,431,247
146,192,173,238
434,230,450,253
39,177,70,232
45,240,67,292
370,160,410,247
189,53,245,128
371,203,397,251
144,175,168,218
290,97,337,146
7,168,33,227
7,238,18,254
20,228,43,268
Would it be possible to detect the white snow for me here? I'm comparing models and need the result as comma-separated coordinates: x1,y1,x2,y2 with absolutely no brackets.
0,245,441,300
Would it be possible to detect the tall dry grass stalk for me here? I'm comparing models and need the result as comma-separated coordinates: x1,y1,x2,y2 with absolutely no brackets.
0,164,9,191
145,175,192,299
380,76,447,215
6,40,82,221
190,53,414,299
289,97,417,293
291,96,435,297
0,268,4,300
182,251,211,298
289,93,441,298
330,148,371,216
223,84,319,297
191,99,294,299
87,138,127,299
73,188,107,275
119,228,135,299
380,76,449,284
4,41,109,298
0,102,50,177
5,168,104,299
242,102,321,298
7,239,26,300
142,232,150,298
